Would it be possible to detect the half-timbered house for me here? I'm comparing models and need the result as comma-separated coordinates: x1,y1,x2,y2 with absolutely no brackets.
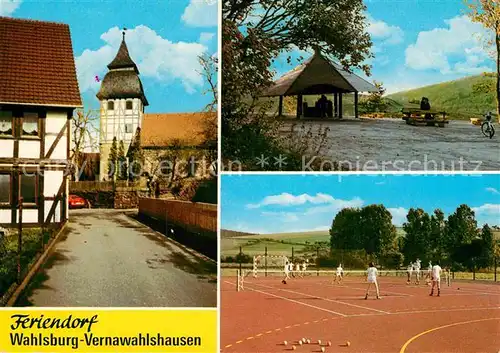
0,17,82,227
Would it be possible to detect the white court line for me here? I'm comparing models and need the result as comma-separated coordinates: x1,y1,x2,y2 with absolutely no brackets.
223,281,347,317
452,287,500,296
319,282,414,297
249,281,390,314
346,306,500,318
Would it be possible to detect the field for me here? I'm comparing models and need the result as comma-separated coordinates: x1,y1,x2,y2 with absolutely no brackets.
221,273,500,353
221,230,330,258
387,74,497,120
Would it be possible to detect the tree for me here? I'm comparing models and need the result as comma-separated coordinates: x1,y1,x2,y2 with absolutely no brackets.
108,137,118,179
117,140,127,181
330,208,362,252
360,81,387,113
127,129,143,181
478,224,495,269
451,238,483,272
197,53,218,173
223,0,373,73
445,204,479,254
429,209,446,262
466,0,500,118
222,0,373,168
71,109,98,181
402,208,431,263
358,204,397,259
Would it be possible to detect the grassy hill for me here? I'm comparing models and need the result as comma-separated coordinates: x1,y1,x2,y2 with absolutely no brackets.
387,73,497,120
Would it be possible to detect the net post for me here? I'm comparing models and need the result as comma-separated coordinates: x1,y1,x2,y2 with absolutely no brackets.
265,247,268,277
316,247,319,276
236,270,239,292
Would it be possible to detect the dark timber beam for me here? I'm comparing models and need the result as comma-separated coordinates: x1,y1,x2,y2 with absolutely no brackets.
334,93,338,117
278,96,283,116
339,93,343,119
354,92,359,119
297,95,303,119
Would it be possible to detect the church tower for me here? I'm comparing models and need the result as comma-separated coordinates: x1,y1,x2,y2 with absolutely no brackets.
97,30,148,180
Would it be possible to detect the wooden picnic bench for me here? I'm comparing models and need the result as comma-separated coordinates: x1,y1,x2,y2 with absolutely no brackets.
401,108,449,128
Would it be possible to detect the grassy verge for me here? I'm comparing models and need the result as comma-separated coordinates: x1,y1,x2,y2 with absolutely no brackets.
0,228,54,301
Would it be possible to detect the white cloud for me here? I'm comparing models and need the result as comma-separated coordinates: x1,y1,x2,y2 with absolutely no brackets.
486,187,500,195
472,203,500,216
247,192,346,209
199,32,215,44
367,16,404,46
473,203,500,226
405,15,493,75
76,25,208,95
0,0,21,16
182,0,217,28
388,207,408,226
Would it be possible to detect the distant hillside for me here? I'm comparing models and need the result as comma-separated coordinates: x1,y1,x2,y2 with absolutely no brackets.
387,73,497,120
220,229,257,238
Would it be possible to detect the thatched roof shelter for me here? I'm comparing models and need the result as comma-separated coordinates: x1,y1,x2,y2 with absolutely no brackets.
262,51,378,119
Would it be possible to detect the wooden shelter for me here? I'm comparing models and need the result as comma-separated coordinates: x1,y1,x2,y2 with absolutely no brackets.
261,51,378,119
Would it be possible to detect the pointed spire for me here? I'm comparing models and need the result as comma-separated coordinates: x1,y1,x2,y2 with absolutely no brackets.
107,28,138,73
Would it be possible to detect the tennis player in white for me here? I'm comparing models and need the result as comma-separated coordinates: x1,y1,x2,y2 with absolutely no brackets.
365,262,381,300
430,261,442,296
406,263,413,284
282,261,290,284
334,264,343,284
414,259,421,285
295,262,301,278
301,260,308,277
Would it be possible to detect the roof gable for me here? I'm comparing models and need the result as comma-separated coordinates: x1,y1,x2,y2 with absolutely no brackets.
0,17,82,107
141,112,216,148
262,52,378,96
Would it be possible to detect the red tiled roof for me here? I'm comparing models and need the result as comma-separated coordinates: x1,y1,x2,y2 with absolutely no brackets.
141,112,216,147
0,17,82,107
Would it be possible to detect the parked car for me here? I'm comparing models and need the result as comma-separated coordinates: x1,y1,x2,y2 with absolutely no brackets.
68,195,90,209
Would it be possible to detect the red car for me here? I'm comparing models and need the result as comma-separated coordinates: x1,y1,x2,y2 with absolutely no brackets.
68,195,90,209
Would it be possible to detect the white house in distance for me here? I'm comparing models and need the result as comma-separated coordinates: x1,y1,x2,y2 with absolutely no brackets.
0,17,82,227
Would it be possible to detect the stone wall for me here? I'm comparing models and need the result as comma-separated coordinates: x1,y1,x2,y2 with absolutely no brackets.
114,188,140,209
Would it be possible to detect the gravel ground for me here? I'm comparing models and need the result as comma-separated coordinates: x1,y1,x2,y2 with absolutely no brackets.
281,117,500,171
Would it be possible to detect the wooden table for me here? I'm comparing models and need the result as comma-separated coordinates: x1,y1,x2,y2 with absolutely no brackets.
401,108,449,127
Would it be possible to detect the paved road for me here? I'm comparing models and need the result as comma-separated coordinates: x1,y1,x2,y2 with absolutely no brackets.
19,209,217,307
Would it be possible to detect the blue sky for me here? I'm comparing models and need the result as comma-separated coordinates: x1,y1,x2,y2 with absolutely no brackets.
221,174,500,234
272,0,495,94
1,0,217,113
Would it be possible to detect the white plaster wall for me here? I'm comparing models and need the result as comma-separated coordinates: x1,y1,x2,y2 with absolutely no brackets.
22,209,38,223
46,111,66,134
0,140,14,158
19,140,40,158
44,170,63,197
45,136,67,160
0,209,10,224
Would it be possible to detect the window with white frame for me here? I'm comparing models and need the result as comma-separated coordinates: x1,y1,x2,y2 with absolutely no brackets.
125,124,134,134
126,101,133,110
0,111,13,136
108,101,114,110
22,113,39,136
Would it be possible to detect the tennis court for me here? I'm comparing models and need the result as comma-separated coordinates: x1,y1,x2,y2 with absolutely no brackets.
221,270,500,353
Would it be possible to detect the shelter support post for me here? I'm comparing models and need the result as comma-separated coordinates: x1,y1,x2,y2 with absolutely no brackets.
297,94,303,119
278,96,283,116
339,93,343,119
354,92,359,119
334,93,338,117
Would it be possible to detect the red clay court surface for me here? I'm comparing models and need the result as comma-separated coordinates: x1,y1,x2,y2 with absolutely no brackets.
221,274,500,353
